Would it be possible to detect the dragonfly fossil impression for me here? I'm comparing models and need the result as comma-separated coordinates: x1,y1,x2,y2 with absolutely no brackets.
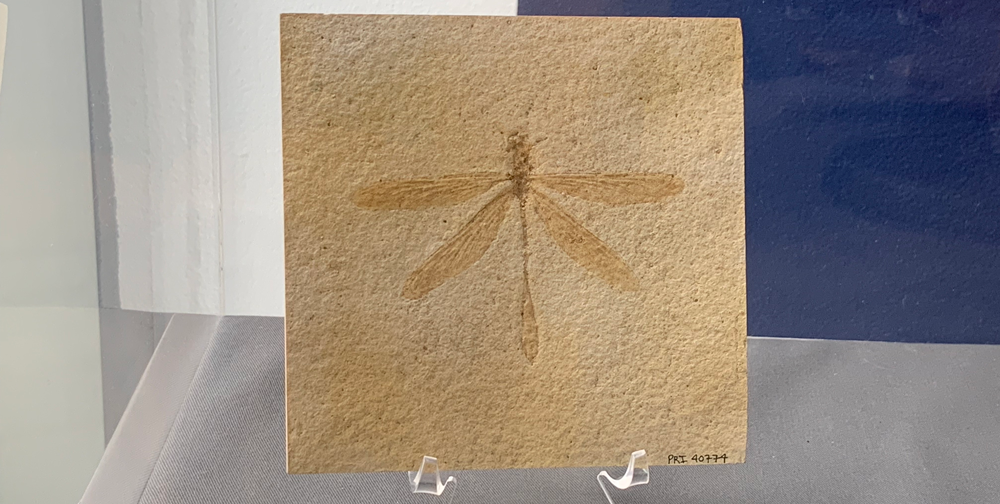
353,133,683,363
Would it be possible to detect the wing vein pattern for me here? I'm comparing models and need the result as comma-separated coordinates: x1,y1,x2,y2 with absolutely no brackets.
354,173,507,209
403,188,513,298
531,190,638,290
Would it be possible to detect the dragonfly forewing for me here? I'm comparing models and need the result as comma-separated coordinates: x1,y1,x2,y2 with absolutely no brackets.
353,173,508,209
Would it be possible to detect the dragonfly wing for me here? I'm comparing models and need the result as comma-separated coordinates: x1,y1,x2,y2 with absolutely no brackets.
403,188,513,299
533,173,682,205
532,190,639,291
353,173,507,209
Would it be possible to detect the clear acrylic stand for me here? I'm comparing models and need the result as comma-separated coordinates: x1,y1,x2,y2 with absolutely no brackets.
408,456,457,502
596,450,650,504
407,450,648,504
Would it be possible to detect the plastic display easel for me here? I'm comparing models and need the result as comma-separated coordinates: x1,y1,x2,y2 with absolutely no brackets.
407,450,649,504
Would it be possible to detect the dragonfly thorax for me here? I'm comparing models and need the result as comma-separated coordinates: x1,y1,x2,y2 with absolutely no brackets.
506,133,534,200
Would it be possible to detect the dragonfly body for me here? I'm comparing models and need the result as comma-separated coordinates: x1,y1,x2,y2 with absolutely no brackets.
506,133,540,361
352,133,684,363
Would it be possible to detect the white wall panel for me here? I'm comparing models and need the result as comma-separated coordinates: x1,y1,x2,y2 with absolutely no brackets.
102,0,220,314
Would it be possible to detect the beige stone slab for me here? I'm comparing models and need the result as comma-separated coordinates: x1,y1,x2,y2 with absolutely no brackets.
282,14,746,474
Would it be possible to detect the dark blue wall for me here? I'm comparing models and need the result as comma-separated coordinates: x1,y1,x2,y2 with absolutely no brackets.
521,0,1000,343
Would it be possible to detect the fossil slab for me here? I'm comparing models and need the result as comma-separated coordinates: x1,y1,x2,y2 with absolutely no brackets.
282,14,746,474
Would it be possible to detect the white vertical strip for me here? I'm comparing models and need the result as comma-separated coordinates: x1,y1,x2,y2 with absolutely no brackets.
103,0,153,311
103,0,221,314
143,0,221,314
216,0,518,316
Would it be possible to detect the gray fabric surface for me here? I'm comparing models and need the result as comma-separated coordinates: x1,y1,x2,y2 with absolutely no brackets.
102,316,1000,503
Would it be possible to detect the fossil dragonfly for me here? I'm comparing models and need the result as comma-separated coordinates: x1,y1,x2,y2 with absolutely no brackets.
353,133,683,363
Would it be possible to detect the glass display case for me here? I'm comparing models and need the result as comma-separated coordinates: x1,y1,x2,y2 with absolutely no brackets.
1,1,998,503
